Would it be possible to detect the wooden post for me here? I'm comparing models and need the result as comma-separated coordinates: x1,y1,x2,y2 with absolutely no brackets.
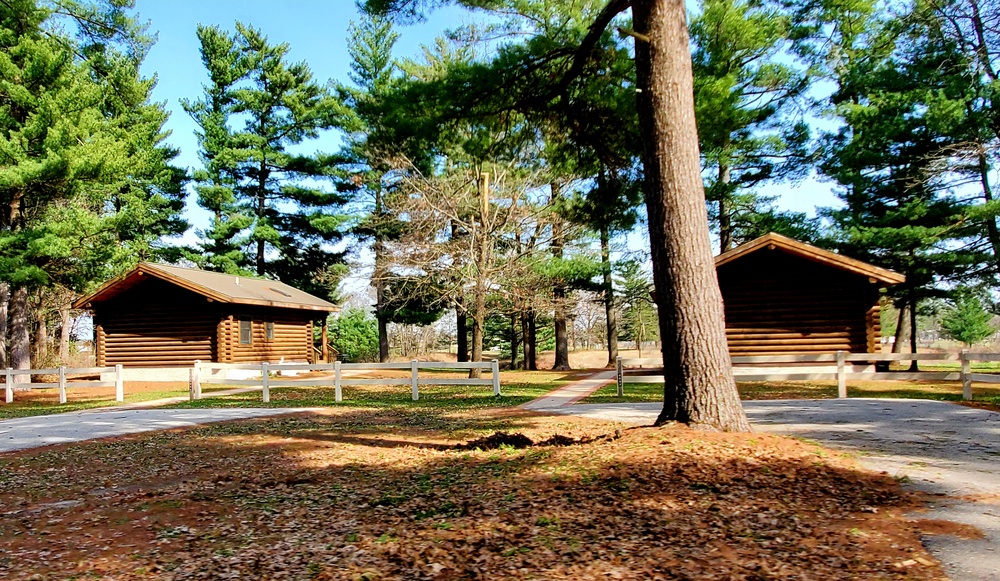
262,362,270,403
114,364,124,402
491,359,501,396
334,360,342,403
322,317,329,363
961,350,972,401
5,368,13,403
411,359,419,401
192,360,202,400
58,366,67,404
836,351,847,399
616,356,624,397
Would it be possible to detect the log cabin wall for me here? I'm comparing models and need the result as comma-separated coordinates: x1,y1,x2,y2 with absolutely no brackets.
94,277,219,367
717,250,882,356
220,307,315,363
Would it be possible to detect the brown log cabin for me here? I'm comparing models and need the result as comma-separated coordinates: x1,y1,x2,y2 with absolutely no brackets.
72,263,339,367
715,233,905,356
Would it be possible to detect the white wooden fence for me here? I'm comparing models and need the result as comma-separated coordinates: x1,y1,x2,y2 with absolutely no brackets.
616,351,1000,400
3,365,124,404
190,359,502,403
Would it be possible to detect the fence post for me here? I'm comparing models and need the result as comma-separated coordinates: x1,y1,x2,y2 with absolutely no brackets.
334,360,342,403
836,351,847,398
411,359,419,401
5,368,13,403
961,350,972,401
491,359,501,396
58,366,67,404
191,360,202,400
262,362,270,403
616,356,624,397
114,364,124,402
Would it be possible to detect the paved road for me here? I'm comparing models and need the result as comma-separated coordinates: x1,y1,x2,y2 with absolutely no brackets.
558,399,1000,581
0,408,315,453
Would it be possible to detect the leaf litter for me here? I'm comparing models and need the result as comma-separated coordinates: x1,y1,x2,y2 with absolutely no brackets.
0,407,947,579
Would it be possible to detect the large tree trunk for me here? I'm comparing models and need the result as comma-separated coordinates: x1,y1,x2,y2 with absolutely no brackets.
456,306,469,362
551,183,571,371
527,308,537,371
977,151,1000,275
600,225,618,367
891,303,907,354
0,282,8,369
34,309,47,365
633,0,750,431
509,314,519,370
520,312,529,370
908,297,919,372
10,286,31,387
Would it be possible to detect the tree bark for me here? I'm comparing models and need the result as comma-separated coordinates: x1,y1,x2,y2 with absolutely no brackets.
520,312,529,370
909,297,919,372
633,0,750,431
10,286,31,387
600,225,619,367
0,282,8,369
59,306,71,362
718,157,733,252
891,303,907,354
34,308,47,365
509,314,519,370
456,306,469,362
527,308,537,371
551,183,571,371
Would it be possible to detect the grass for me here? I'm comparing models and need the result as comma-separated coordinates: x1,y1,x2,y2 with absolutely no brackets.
584,378,1000,409
164,370,573,411
0,387,190,420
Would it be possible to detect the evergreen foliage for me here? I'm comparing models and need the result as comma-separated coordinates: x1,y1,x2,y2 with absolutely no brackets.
184,22,351,300
940,291,996,346
327,308,380,362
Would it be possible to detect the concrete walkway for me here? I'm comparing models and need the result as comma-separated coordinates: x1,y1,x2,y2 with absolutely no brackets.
523,376,1000,581
0,408,316,453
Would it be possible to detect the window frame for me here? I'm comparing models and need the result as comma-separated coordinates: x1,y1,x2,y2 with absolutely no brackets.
239,317,252,345
265,321,274,341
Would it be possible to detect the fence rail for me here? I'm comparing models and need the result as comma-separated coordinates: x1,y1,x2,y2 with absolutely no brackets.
4,365,123,404
191,359,501,403
616,351,1000,400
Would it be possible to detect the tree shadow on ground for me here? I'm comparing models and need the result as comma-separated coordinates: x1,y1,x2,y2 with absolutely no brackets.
0,407,942,580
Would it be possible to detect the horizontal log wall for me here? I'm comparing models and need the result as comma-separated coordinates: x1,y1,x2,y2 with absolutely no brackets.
718,250,884,356
96,278,218,367
223,308,314,363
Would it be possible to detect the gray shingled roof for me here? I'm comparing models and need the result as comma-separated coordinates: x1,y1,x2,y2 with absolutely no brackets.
73,263,338,312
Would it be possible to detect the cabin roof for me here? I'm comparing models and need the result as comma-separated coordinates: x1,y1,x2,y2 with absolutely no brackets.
72,262,339,312
715,233,906,285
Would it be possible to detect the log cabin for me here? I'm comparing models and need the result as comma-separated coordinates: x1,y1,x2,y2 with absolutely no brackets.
72,263,339,367
715,233,905,356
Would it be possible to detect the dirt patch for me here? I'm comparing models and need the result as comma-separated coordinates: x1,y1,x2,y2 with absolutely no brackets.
912,519,986,540
0,408,945,580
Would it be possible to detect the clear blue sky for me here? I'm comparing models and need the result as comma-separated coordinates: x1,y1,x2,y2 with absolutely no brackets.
134,0,838,250
135,0,473,245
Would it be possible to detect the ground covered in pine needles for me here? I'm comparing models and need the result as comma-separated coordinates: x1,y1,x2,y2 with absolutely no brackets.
0,408,945,580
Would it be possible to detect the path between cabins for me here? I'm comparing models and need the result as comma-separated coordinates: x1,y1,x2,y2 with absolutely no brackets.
523,371,1000,581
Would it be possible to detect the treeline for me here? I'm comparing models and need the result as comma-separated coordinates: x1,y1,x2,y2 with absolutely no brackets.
2,0,999,385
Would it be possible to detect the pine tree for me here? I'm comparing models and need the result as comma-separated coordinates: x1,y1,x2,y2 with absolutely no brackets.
187,23,351,299
691,0,811,251
941,291,995,347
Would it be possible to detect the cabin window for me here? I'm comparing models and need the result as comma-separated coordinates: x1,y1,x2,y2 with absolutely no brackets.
239,318,252,345
265,321,274,340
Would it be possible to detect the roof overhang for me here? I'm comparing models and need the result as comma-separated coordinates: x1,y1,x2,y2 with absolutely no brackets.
72,263,339,313
715,233,906,285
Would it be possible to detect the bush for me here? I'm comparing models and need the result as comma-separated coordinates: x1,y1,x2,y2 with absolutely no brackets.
328,308,379,362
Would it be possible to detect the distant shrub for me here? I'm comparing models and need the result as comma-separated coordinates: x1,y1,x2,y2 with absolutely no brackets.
328,308,379,362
